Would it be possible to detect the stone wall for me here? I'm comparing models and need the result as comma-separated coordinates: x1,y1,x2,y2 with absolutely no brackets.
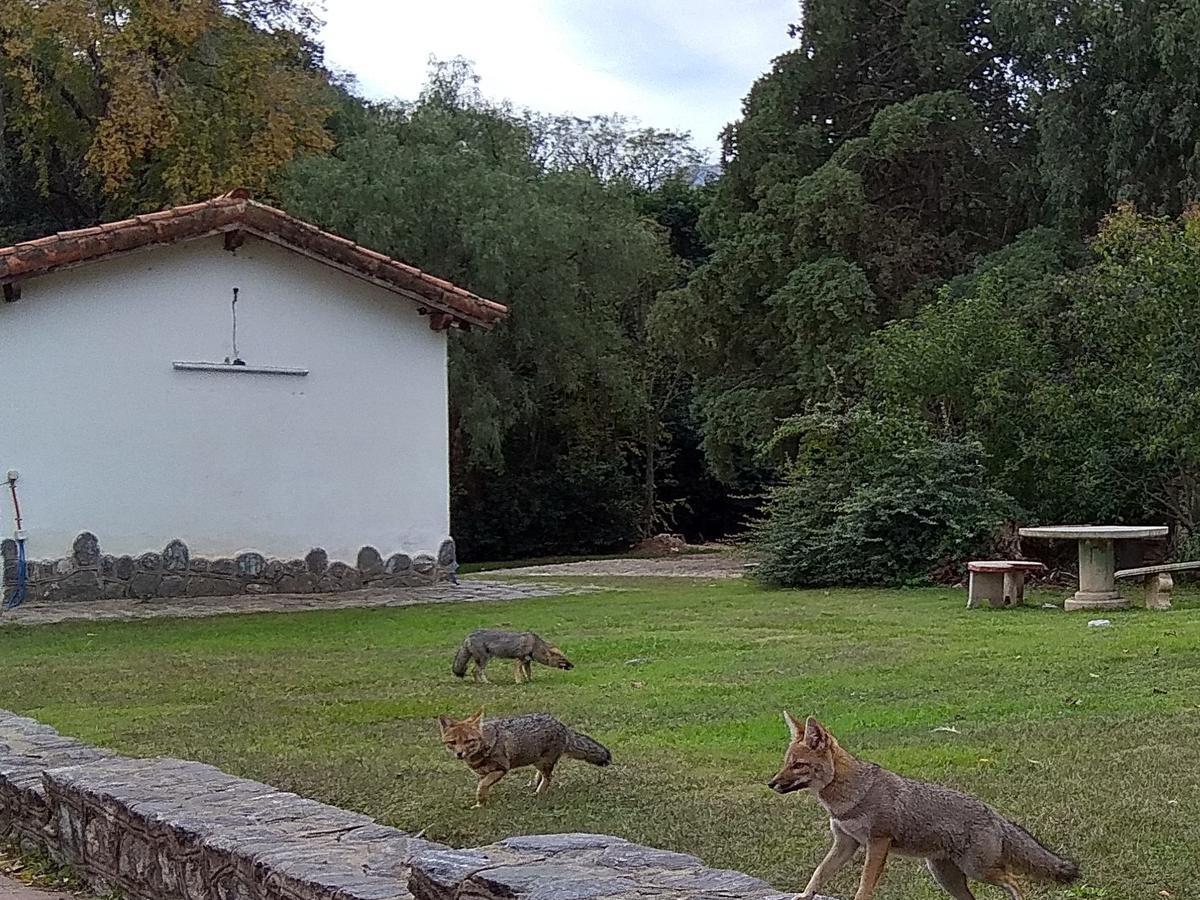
0,710,831,900
407,835,795,900
0,711,114,853
0,710,442,900
2,533,458,605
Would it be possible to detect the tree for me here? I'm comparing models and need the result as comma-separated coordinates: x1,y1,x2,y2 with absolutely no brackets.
664,91,1025,476
663,0,1033,478
710,0,1019,234
1065,205,1200,544
997,0,1200,225
281,61,688,558
0,0,334,231
865,228,1084,520
866,206,1200,551
524,113,716,537
528,113,703,190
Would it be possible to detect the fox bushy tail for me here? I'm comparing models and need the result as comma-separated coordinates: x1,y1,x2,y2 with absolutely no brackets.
451,643,472,678
1002,822,1079,884
565,729,611,766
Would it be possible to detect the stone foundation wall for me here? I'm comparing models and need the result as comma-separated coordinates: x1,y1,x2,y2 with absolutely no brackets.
2,533,458,605
0,710,827,900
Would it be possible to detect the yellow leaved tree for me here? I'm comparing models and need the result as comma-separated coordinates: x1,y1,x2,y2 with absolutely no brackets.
0,0,335,217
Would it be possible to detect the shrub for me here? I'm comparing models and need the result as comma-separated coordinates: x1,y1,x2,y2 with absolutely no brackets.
752,408,1011,586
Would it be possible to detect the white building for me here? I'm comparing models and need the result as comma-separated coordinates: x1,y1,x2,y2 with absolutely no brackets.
0,190,506,600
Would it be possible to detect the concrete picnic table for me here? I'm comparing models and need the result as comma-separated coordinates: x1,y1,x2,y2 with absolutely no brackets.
1018,525,1168,610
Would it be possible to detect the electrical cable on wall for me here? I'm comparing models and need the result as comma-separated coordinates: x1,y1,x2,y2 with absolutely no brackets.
231,287,246,365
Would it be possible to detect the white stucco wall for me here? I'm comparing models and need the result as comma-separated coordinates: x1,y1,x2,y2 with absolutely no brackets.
0,236,450,562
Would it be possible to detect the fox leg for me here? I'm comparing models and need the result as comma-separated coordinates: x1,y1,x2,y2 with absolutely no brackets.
987,872,1024,900
472,770,505,808
527,760,552,789
513,660,524,683
534,759,556,795
852,837,891,900
796,825,858,899
521,658,532,682
925,859,976,900
474,659,491,684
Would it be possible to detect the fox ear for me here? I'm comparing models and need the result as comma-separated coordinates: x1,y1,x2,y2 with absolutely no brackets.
436,714,454,734
783,710,804,740
804,716,830,750
466,706,485,724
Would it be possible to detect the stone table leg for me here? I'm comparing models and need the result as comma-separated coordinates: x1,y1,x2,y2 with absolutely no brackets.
1145,572,1173,610
967,570,1002,608
1065,538,1129,611
1002,570,1026,607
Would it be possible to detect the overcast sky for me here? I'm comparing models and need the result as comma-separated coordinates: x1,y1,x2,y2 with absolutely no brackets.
320,1,799,157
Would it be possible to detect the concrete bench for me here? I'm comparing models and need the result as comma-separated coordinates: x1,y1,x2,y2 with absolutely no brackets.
1114,561,1200,610
967,560,1046,609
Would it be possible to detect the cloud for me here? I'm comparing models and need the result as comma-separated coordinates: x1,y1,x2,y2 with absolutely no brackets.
319,0,798,154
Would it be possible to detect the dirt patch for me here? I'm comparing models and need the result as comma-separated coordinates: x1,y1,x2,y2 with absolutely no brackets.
478,555,747,578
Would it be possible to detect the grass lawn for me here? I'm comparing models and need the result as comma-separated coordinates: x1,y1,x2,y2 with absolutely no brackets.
1,579,1197,899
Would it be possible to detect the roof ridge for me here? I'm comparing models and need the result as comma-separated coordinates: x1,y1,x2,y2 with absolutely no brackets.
0,193,507,330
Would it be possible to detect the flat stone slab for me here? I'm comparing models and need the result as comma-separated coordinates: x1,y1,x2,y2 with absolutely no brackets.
0,581,599,627
407,833,824,900
967,560,1045,572
1114,561,1200,578
1019,525,1168,540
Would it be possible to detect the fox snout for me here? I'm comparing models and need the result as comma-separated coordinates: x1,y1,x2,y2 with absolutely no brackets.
559,660,574,670
767,774,808,794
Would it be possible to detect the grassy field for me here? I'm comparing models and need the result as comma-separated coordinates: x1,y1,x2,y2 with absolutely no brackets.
0,579,1197,899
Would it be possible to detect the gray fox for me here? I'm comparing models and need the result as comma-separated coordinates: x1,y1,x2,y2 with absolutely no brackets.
437,707,611,806
768,713,1078,900
451,629,574,683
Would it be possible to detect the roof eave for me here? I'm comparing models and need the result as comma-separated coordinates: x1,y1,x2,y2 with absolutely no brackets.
0,195,508,331
233,224,501,330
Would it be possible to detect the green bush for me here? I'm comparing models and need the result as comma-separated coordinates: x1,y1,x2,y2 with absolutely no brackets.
752,408,1011,586
864,209,1200,545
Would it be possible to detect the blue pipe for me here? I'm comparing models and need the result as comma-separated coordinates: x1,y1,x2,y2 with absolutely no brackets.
5,538,27,608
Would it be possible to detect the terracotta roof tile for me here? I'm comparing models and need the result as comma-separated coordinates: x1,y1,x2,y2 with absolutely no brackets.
0,191,507,329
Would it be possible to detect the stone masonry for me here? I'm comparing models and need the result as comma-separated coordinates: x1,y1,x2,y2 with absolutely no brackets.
407,835,795,900
0,711,834,900
2,534,458,606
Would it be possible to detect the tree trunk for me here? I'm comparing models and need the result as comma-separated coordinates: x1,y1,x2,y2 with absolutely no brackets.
640,405,656,538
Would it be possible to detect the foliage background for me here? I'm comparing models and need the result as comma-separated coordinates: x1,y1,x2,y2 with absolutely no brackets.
9,1,1200,575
